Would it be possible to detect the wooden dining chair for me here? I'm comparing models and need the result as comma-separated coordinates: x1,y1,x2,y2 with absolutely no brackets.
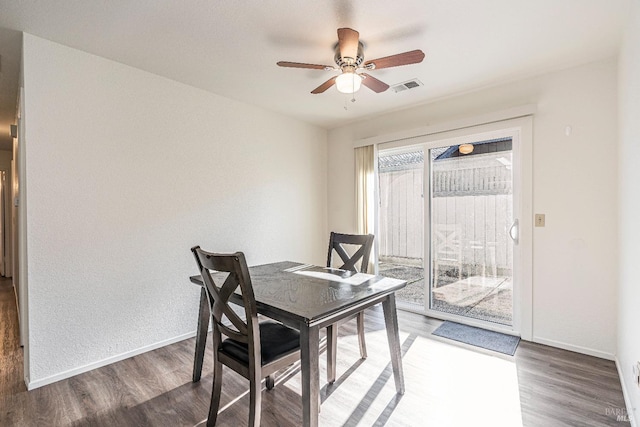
325,232,374,384
191,246,301,427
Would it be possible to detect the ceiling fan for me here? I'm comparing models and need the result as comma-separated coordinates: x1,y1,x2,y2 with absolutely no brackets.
277,28,425,95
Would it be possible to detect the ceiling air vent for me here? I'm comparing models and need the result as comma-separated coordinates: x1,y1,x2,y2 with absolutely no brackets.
391,79,423,93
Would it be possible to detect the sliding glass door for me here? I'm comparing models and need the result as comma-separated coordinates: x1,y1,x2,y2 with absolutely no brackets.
378,149,425,312
428,138,514,326
378,129,520,331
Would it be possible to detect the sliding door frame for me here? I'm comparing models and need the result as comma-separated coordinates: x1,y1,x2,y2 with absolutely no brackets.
369,114,533,340
423,126,522,335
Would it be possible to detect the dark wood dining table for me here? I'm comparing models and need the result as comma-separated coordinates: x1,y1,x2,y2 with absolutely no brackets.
190,261,406,427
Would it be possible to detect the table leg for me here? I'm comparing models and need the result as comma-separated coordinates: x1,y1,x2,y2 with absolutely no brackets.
382,294,405,394
301,324,320,427
192,287,210,383
326,324,337,384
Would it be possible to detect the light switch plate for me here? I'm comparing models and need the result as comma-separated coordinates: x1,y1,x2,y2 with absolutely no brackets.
535,214,545,227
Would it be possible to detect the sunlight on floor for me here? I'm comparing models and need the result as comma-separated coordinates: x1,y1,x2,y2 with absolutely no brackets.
285,330,523,426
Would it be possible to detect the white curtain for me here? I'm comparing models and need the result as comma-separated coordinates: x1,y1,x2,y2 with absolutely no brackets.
355,145,375,271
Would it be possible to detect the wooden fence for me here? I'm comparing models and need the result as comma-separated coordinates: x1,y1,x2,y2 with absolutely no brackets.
378,154,513,277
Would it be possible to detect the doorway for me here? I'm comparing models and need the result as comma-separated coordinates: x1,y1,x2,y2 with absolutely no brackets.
377,123,527,334
427,137,514,326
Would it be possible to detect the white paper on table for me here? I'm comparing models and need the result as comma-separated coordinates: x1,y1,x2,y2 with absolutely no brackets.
293,269,376,285
283,264,313,273
367,276,406,289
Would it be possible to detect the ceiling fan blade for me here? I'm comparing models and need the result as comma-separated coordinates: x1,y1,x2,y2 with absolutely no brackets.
337,28,360,60
364,49,425,70
361,73,389,93
311,76,337,94
277,61,331,70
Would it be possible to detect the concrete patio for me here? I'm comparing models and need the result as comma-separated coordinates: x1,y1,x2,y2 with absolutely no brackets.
379,262,513,326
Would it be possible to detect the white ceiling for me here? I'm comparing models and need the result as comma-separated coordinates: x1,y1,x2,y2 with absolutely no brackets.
0,0,632,150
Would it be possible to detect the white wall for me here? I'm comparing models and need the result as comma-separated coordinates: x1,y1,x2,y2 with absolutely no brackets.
0,150,13,277
22,34,327,387
618,0,640,422
328,58,618,359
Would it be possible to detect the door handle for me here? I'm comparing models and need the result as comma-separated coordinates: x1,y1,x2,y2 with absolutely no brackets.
509,219,519,245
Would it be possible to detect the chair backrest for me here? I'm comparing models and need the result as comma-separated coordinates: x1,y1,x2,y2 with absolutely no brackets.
433,224,462,261
327,232,375,274
191,246,259,347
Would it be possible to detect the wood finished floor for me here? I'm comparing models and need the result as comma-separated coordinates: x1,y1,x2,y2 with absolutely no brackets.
0,277,630,426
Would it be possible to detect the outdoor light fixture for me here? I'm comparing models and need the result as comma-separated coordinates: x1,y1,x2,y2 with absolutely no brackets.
459,143,474,154
336,72,362,94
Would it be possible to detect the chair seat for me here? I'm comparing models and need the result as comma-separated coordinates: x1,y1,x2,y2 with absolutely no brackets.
220,321,300,365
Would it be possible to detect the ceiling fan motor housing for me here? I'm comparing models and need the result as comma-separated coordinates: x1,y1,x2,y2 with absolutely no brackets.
334,42,365,69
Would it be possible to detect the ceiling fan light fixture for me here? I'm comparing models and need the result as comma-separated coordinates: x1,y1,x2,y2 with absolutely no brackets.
459,143,474,154
335,72,362,94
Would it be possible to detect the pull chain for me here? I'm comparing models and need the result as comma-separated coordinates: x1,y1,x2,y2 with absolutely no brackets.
344,91,356,110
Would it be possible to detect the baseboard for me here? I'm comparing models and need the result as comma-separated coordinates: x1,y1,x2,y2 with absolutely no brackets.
532,336,615,361
616,357,638,427
26,331,196,390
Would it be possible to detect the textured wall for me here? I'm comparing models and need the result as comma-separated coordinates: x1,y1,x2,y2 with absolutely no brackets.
617,1,640,422
22,34,327,386
328,58,619,359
